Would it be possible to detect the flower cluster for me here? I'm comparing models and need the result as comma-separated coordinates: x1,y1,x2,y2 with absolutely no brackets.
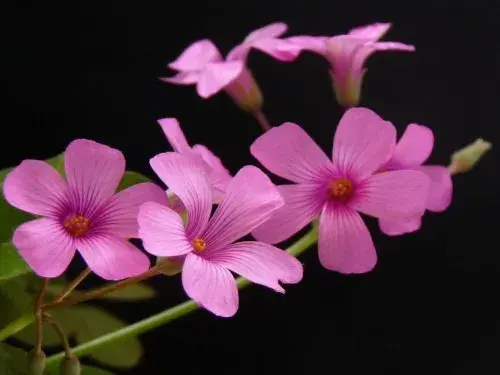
4,21,490,320
162,22,415,110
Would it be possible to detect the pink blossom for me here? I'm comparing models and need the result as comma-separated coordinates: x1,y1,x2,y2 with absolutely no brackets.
250,108,430,274
287,23,415,107
2,139,169,280
378,124,453,235
160,23,300,111
138,153,303,317
158,117,232,206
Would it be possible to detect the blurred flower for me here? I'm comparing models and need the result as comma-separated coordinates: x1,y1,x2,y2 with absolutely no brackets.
161,23,300,112
138,153,302,317
287,23,415,107
3,139,168,279
250,108,430,274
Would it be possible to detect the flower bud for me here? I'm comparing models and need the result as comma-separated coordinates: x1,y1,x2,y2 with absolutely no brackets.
61,355,81,375
449,138,491,174
329,69,365,109
27,349,46,375
156,256,183,276
223,68,263,113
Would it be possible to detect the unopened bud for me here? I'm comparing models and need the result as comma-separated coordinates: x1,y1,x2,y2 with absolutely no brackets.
27,349,46,375
224,68,263,113
156,256,183,276
61,355,81,375
449,138,491,174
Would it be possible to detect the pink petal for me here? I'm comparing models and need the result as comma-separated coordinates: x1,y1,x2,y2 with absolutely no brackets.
251,38,301,62
373,41,415,52
150,152,211,239
351,170,430,220
159,71,200,85
348,23,392,41
250,122,334,184
243,22,288,43
225,44,252,62
203,166,284,251
420,165,453,212
351,41,415,74
192,144,232,199
285,36,328,55
158,118,191,153
318,204,377,274
182,252,238,317
389,124,434,168
196,61,245,98
168,39,222,71
76,235,150,280
209,241,303,293
138,201,192,257
251,184,326,244
332,107,396,181
64,139,125,214
325,36,364,75
13,218,75,278
379,216,422,236
96,182,169,238
3,160,68,218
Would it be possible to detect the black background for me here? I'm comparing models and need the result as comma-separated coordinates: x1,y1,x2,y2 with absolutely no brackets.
3,0,500,374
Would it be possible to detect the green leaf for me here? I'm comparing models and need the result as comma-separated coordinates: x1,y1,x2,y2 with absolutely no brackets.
46,364,115,375
72,306,142,368
0,343,28,375
81,366,115,375
0,242,30,283
0,275,35,326
14,308,79,347
117,171,151,192
13,304,142,369
45,154,65,176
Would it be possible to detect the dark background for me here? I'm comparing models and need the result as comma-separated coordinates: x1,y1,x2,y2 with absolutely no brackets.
3,0,500,373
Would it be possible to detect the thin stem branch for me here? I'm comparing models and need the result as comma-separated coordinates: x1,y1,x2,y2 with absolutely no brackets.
252,110,272,132
44,227,318,366
43,312,74,358
34,279,48,355
52,268,92,304
42,267,161,310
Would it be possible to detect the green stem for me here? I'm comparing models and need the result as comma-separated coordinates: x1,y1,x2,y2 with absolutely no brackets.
45,227,318,366
0,313,35,342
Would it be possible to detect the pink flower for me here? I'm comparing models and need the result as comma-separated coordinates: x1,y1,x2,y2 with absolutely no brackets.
158,117,232,206
287,23,415,107
377,124,453,235
250,108,430,274
2,139,169,280
138,153,303,317
161,22,300,112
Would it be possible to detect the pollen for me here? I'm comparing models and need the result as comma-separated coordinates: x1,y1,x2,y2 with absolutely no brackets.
192,238,207,252
64,215,90,237
329,178,353,201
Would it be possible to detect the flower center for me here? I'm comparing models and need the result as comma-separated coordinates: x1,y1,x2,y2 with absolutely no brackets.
329,178,353,201
192,238,207,252
64,215,90,237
